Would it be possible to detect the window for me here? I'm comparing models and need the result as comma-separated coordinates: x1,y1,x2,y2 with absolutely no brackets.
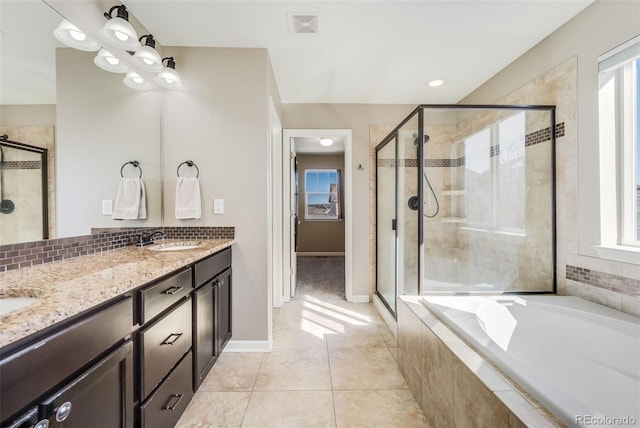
304,169,340,220
598,36,640,247
463,112,526,233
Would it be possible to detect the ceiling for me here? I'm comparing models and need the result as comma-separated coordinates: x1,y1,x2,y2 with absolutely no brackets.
0,0,595,105
124,0,594,104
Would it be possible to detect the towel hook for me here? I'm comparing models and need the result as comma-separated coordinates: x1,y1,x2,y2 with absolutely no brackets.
177,160,199,178
121,160,142,178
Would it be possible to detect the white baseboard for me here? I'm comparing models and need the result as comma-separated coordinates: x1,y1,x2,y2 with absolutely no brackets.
349,294,370,303
373,294,397,338
297,252,345,257
223,340,272,352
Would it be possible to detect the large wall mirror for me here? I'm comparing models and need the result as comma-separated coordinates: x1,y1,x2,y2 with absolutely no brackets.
0,0,162,246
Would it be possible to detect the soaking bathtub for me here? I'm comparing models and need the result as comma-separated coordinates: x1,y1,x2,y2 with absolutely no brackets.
421,295,640,428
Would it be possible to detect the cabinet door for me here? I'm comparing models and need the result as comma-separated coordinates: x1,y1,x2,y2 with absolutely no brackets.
37,340,134,428
215,268,232,356
193,282,215,389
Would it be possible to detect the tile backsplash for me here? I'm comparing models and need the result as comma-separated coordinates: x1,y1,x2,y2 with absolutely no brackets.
0,226,234,273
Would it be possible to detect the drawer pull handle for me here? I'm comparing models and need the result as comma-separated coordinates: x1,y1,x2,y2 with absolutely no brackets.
213,279,224,287
161,332,183,345
163,285,184,295
163,393,184,411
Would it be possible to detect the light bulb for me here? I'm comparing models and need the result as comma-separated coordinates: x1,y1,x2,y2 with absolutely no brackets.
69,30,86,41
133,76,144,84
164,76,176,84
115,30,129,42
106,56,119,65
143,58,154,66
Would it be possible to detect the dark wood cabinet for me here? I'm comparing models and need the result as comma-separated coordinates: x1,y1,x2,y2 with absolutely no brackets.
37,340,134,428
1,245,233,428
138,297,192,399
193,249,232,390
215,268,232,357
0,297,134,428
139,352,193,428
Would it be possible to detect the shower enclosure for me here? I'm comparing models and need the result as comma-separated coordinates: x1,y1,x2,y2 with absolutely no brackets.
0,135,49,245
375,105,556,317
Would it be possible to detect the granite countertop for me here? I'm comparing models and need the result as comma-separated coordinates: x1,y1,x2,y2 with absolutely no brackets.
0,239,233,349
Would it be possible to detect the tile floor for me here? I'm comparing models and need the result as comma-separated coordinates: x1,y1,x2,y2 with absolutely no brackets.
175,258,429,427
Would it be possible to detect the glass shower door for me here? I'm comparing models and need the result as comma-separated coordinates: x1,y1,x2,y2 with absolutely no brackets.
376,137,397,315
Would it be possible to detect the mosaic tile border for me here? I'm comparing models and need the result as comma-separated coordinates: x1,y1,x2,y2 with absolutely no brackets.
566,265,639,297
1,160,42,170
0,226,235,272
377,122,565,168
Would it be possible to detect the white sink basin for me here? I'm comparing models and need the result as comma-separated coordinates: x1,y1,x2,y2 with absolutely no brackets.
148,241,202,252
0,297,39,316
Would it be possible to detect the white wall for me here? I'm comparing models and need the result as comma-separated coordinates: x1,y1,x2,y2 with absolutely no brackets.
56,48,162,237
162,47,278,341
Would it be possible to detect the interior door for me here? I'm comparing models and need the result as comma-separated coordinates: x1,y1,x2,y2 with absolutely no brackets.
290,138,298,298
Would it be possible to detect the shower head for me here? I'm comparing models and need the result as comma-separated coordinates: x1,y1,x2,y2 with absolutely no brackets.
413,133,430,145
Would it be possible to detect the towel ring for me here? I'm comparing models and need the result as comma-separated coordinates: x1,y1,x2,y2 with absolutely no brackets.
121,160,142,178
177,160,199,178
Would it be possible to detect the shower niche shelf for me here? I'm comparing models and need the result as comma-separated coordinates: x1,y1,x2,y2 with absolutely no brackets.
440,217,467,224
441,189,465,197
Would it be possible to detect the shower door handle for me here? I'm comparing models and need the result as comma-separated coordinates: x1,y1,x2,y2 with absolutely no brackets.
392,219,396,231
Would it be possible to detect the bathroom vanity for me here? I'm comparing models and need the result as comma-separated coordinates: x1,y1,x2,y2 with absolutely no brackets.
0,240,233,428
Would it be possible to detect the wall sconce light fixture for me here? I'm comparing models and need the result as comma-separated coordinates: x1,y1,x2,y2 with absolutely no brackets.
123,70,155,90
94,48,128,73
54,19,100,52
54,5,183,91
132,35,163,72
154,57,183,89
99,5,140,51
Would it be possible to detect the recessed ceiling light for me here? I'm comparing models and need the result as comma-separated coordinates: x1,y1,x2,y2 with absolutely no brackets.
426,79,444,88
320,137,333,147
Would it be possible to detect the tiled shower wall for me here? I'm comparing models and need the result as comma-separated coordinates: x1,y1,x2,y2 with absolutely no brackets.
370,57,639,316
0,226,234,273
0,126,56,244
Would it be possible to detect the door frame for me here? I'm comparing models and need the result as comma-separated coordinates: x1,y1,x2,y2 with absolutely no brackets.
281,129,354,302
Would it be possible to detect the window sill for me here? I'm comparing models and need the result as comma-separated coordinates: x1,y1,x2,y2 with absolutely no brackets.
592,245,640,265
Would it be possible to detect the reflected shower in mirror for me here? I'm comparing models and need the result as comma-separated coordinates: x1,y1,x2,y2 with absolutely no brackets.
0,1,163,246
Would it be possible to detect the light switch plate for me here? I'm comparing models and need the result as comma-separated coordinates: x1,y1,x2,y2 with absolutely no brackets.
213,199,224,215
102,199,113,215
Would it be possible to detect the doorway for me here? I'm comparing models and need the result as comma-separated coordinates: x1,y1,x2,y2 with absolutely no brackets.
280,129,353,304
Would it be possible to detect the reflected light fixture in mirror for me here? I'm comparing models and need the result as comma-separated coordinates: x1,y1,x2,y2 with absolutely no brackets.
132,35,163,72
320,137,334,147
154,57,183,90
99,5,140,51
53,19,100,51
94,48,128,73
123,70,155,90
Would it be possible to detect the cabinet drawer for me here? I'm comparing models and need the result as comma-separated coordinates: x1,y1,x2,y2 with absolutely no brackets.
0,296,133,422
139,352,193,428
139,268,191,324
139,297,192,399
194,248,231,287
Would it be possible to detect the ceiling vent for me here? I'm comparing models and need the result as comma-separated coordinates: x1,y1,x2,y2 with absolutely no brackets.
289,13,319,34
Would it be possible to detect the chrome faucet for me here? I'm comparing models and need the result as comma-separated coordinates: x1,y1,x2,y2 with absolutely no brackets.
136,230,165,247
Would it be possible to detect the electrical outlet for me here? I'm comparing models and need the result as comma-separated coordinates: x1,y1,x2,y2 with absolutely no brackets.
213,199,224,215
102,200,113,215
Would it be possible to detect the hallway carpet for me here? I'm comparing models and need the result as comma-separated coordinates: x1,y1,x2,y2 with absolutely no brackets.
295,256,345,300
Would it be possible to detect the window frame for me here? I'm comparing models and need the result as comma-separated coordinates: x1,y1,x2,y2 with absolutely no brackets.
303,168,340,221
598,36,640,248
462,112,527,235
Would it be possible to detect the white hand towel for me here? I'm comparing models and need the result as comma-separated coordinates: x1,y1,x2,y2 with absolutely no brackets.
138,178,147,219
112,177,142,220
175,177,202,219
